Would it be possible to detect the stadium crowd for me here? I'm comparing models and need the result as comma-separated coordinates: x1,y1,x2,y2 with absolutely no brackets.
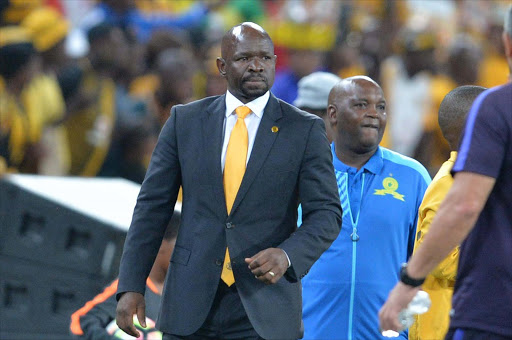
1,0,509,180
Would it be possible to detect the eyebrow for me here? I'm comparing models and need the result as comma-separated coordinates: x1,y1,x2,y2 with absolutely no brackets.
351,98,368,102
350,98,386,104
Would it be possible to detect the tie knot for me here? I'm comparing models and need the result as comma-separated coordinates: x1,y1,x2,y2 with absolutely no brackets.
235,106,251,119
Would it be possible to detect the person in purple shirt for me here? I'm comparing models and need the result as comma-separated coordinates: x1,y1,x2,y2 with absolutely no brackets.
379,5,512,339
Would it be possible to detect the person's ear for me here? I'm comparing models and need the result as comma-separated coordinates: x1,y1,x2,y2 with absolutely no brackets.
327,104,337,127
216,57,227,77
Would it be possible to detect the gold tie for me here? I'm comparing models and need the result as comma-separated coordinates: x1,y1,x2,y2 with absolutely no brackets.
222,105,251,286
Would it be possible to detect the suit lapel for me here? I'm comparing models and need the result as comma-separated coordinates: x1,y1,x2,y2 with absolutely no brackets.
202,95,228,216
230,94,283,216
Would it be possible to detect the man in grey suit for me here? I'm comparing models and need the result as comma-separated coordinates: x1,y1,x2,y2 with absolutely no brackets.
115,22,342,340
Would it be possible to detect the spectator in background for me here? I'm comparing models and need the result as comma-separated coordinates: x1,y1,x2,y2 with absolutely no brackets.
327,43,367,80
21,6,71,175
414,35,483,175
379,6,512,339
477,11,510,88
380,25,437,158
301,76,430,340
0,26,39,173
153,48,197,126
0,0,41,25
202,41,227,97
446,36,482,87
268,0,339,104
409,85,486,340
22,6,71,74
95,21,155,184
129,29,192,102
64,23,118,178
76,0,215,49
271,48,325,104
338,0,409,81
70,208,181,340
59,22,154,183
293,71,341,143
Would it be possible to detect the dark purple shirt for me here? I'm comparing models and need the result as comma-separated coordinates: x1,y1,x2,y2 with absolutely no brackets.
450,82,512,337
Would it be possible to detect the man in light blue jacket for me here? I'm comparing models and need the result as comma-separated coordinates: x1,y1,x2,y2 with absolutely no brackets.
301,76,430,340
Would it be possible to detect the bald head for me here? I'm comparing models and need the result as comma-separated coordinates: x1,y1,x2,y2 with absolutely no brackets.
221,22,273,59
438,85,487,150
328,76,381,104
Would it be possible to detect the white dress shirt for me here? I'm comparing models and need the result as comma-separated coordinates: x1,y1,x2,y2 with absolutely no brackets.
221,90,270,170
221,90,291,268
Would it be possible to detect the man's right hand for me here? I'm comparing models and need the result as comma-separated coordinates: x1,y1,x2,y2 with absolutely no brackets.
116,292,146,338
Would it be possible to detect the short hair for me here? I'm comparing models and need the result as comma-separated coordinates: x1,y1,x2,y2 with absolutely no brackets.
0,42,35,79
506,5,512,37
156,48,194,76
438,85,486,147
86,22,114,44
145,30,190,70
0,26,35,79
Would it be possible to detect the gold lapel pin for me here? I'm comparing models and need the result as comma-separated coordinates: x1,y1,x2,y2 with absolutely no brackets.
271,126,279,133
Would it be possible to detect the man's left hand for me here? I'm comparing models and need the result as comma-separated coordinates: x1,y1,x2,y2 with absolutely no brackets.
245,248,288,284
379,282,420,333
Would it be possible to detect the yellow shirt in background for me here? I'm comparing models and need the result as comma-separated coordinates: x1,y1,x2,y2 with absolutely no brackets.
23,73,70,174
65,71,115,177
23,73,66,142
410,151,459,340
477,53,509,88
0,88,30,170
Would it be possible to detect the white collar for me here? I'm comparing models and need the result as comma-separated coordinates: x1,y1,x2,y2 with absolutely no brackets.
225,90,270,118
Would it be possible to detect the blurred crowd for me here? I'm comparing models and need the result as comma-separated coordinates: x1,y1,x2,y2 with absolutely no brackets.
1,0,510,182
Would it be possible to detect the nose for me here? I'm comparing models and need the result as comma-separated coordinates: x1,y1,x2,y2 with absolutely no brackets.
367,106,379,118
249,57,264,72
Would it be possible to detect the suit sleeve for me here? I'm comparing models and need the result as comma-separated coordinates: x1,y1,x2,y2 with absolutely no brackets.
117,107,182,298
70,280,118,340
279,119,342,280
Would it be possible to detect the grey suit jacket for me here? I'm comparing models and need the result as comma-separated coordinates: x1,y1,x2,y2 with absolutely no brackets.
117,94,342,339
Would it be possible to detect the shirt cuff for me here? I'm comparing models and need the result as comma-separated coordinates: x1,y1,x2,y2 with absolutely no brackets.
282,249,291,268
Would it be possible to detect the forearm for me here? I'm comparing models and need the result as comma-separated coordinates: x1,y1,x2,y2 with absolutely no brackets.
407,172,494,279
415,211,459,280
408,207,470,279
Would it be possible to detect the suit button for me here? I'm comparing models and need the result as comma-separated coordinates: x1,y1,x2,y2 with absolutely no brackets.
215,259,223,266
226,222,235,229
